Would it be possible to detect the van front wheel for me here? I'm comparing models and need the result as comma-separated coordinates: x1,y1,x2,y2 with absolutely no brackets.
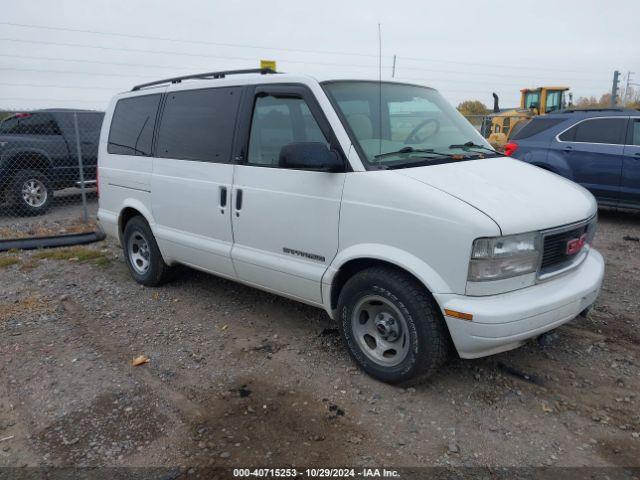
123,216,175,287
337,266,450,384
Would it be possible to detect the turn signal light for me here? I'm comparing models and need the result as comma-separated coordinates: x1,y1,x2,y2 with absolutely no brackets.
444,309,473,321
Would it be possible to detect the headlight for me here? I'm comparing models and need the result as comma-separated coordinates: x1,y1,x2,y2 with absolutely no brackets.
468,232,541,281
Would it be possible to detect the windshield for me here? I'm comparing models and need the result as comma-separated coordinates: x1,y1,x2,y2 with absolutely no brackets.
323,81,494,168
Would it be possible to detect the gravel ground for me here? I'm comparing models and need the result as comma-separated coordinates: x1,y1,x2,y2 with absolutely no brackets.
0,208,638,472
0,190,97,239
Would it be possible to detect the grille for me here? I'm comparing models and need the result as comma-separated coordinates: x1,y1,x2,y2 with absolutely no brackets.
541,224,589,271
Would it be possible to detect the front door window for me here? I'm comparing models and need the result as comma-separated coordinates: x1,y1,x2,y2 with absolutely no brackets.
247,96,328,167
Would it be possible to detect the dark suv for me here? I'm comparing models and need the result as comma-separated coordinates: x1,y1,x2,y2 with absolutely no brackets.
506,109,640,209
0,109,104,215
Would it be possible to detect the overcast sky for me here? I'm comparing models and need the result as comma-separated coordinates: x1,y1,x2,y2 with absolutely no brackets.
1,0,638,111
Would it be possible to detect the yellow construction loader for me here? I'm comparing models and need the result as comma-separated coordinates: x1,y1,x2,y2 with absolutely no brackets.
485,86,570,149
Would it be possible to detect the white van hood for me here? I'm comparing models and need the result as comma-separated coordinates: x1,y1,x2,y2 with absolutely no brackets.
395,157,597,235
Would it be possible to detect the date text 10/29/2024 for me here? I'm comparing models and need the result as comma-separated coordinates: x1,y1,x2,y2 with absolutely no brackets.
233,468,401,478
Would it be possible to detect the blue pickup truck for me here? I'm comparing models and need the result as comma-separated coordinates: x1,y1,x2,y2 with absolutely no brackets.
506,109,640,209
0,109,104,215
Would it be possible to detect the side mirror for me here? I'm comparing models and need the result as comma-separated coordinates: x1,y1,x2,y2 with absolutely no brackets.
279,142,343,172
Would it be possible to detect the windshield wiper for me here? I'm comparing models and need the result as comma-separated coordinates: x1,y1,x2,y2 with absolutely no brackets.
448,141,499,154
374,146,452,160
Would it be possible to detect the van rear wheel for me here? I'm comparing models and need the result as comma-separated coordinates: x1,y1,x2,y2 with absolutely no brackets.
123,216,175,287
337,266,450,384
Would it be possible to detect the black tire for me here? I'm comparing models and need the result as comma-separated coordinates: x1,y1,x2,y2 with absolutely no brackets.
122,215,175,287
337,266,450,385
11,169,53,216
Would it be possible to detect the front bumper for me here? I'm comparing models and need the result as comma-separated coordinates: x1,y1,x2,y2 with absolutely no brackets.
434,248,604,359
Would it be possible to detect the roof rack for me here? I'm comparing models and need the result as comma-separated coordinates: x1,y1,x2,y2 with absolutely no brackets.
131,68,277,91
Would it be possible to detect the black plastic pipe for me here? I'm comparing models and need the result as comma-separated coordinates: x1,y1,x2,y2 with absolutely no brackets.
0,230,106,252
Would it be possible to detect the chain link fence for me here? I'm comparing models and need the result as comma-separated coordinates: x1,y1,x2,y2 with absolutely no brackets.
462,114,493,135
462,113,533,151
0,109,104,242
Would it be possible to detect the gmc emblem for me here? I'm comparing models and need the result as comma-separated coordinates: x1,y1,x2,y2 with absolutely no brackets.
566,234,587,255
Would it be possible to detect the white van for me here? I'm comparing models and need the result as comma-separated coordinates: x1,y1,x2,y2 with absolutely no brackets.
98,69,604,384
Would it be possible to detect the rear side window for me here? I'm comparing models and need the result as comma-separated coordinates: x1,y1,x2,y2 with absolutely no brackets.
156,87,241,163
510,117,566,140
558,117,627,145
108,94,161,156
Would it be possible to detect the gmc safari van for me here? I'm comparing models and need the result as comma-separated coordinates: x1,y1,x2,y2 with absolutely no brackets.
98,69,604,384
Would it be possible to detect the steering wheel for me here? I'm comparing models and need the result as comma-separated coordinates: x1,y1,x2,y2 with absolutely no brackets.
404,118,440,144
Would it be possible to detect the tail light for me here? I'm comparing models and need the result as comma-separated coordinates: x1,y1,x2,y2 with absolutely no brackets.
504,142,518,157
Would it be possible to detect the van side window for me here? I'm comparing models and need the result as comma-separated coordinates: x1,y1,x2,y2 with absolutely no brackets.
559,118,626,145
108,94,160,156
247,96,328,167
156,87,241,163
301,103,327,143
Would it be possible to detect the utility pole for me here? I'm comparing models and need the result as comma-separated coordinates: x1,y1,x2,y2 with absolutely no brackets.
391,54,396,78
623,71,634,105
611,70,620,107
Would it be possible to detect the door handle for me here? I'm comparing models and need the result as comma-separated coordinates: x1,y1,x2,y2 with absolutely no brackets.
563,146,573,152
235,189,243,216
634,152,640,157
219,186,227,211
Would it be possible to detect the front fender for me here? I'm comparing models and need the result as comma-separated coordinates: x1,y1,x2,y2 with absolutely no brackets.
321,243,452,315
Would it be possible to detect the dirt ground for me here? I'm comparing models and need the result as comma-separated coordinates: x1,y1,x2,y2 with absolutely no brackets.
0,208,639,474
0,191,98,239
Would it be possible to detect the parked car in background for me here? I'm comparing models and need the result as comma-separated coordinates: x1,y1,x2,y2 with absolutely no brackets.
0,109,104,215
506,109,640,209
98,70,604,384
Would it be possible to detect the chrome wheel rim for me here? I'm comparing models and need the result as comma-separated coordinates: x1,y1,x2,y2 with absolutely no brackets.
21,179,47,208
127,231,150,275
351,295,410,367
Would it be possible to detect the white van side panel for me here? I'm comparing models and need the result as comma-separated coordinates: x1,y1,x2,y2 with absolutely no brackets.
231,166,345,305
152,159,236,277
